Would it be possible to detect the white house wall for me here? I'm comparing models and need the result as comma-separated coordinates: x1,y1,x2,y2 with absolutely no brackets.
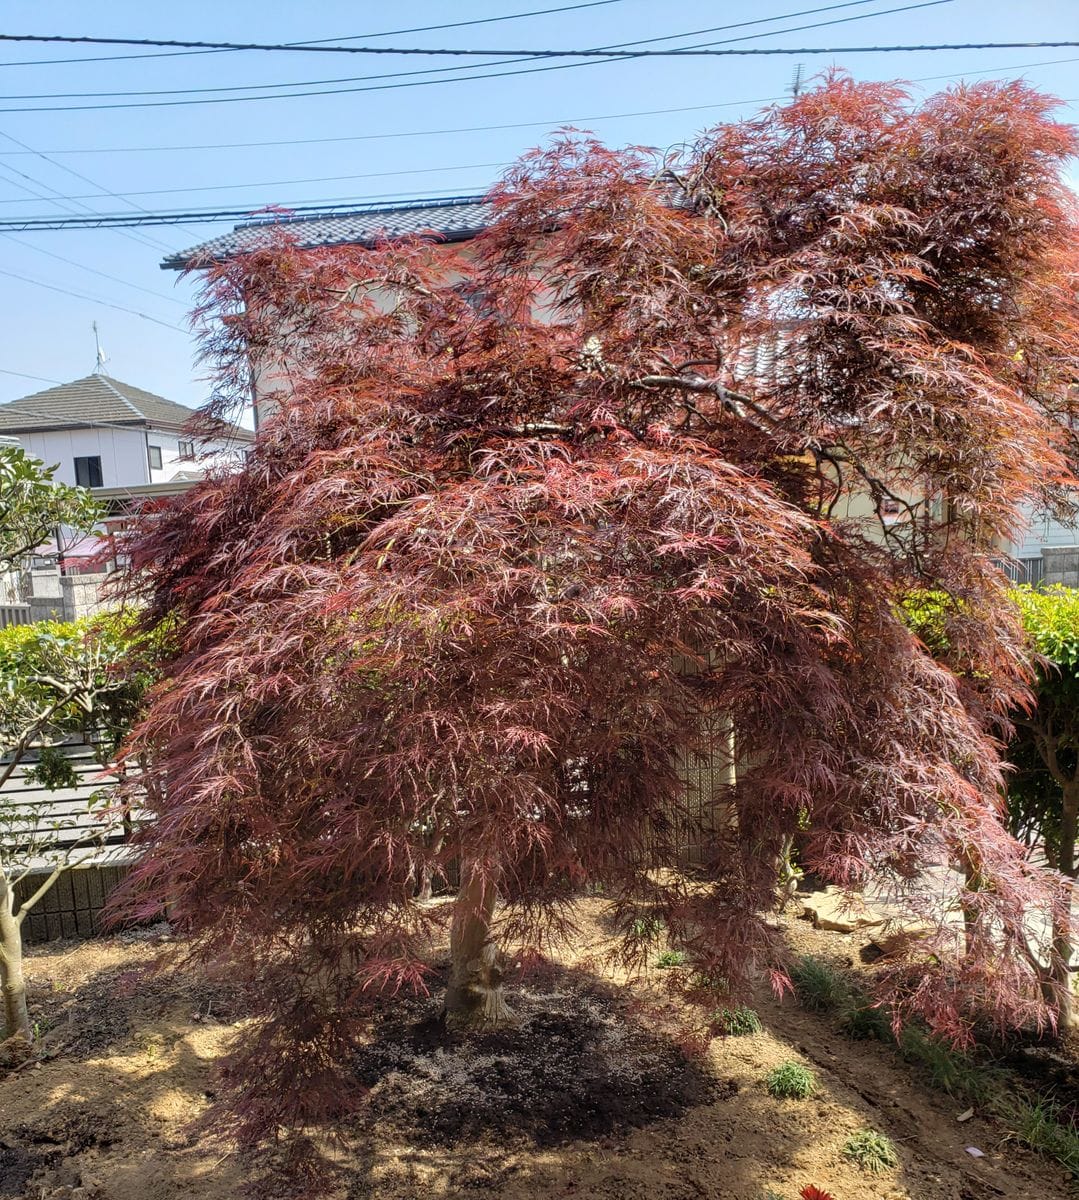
1010,503,1079,561
11,427,246,490
16,427,150,488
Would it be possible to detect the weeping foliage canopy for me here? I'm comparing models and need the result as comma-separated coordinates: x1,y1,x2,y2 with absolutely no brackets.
114,75,1079,1161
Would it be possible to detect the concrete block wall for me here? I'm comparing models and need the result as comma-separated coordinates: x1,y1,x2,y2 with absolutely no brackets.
22,568,111,622
1041,547,1079,588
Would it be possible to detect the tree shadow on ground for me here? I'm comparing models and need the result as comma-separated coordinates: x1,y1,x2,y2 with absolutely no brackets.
349,958,727,1147
11,916,1061,1200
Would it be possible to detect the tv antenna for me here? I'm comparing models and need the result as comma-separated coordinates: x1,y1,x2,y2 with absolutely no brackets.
92,321,108,374
790,63,805,97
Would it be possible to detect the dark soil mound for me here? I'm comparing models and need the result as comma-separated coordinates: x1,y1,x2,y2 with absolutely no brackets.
355,975,729,1146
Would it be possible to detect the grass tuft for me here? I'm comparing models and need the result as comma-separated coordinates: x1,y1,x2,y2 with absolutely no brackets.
631,914,665,940
713,1004,763,1036
788,956,852,1013
1009,1098,1079,1178
896,1025,1001,1106
766,1060,816,1099
842,1128,899,1174
839,999,892,1042
655,949,688,968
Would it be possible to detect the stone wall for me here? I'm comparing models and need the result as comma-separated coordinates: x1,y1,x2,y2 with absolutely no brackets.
22,568,111,622
1041,546,1079,588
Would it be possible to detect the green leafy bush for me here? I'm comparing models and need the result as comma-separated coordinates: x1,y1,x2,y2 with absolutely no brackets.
655,949,687,968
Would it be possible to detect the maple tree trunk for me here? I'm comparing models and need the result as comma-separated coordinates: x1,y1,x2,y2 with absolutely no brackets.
444,858,511,1028
417,829,446,904
1048,786,1078,1032
0,866,31,1046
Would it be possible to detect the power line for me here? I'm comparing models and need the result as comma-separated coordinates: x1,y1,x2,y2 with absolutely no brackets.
0,368,64,386
0,1,902,100
0,152,171,254
0,231,187,303
0,3,950,112
0,193,494,232
0,127,222,245
24,27,1060,61
0,99,786,157
0,266,187,331
0,161,510,205
15,39,1056,117
3,52,1075,160
0,1,629,67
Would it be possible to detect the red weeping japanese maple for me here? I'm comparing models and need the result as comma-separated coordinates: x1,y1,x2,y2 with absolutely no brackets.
112,74,1079,1166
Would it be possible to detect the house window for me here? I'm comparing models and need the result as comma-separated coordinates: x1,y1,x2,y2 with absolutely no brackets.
147,445,163,471
177,439,194,461
73,456,103,488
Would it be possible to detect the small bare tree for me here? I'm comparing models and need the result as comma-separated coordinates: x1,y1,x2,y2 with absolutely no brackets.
0,619,142,1048
0,445,118,1050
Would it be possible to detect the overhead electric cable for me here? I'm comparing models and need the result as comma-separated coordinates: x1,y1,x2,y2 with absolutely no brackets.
19,28,1064,61
5,52,1075,159
0,155,172,254
0,193,495,231
0,267,186,331
0,3,964,113
0,1,630,67
0,161,510,204
0,368,64,386
0,232,186,303
0,128,198,247
0,1,911,99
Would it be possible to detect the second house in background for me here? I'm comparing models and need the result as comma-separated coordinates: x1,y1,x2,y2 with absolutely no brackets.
0,371,251,491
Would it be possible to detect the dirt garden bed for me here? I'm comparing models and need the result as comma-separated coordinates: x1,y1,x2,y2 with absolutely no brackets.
1,899,1075,1200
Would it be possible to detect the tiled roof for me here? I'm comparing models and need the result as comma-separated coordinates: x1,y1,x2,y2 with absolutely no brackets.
0,373,207,433
163,194,495,270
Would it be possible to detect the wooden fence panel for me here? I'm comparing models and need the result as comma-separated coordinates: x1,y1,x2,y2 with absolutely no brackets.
3,740,142,943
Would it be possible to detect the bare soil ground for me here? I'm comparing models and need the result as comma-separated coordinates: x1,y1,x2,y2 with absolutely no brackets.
1,900,1075,1200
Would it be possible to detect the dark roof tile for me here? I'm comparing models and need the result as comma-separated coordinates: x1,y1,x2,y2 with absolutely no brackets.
0,374,225,434
163,195,494,269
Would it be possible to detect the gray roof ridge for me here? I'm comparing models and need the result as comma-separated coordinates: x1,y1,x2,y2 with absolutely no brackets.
232,192,489,232
94,374,148,420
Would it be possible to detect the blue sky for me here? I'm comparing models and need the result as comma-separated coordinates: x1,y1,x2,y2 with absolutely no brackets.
0,0,1076,412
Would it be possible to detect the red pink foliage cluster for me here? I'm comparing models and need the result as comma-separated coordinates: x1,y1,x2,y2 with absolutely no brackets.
111,75,1079,1176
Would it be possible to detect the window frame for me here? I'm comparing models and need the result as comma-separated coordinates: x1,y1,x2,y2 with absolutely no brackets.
147,444,163,471
73,455,103,488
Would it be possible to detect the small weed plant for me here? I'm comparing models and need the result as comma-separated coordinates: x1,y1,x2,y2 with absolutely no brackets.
785,949,1079,1181
766,1061,816,1099
631,914,665,940
655,949,687,968
1010,1099,1079,1177
714,1004,763,1036
789,956,852,1013
839,999,892,1041
897,1025,1000,1105
842,1128,899,1175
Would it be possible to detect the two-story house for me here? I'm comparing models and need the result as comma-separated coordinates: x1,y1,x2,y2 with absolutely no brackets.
0,371,253,613
0,370,251,492
167,194,1075,581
